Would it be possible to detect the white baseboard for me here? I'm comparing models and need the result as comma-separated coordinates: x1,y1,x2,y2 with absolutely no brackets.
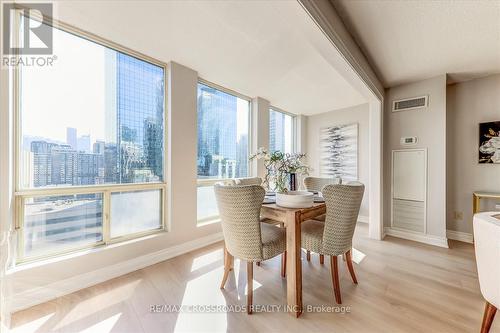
384,227,449,248
8,232,224,313
446,230,473,244
357,215,369,224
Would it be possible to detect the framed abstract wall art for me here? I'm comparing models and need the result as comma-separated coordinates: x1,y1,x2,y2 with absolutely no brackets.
479,121,500,164
320,123,358,181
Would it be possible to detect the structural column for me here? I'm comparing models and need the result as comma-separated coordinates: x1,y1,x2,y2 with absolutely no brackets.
251,97,270,179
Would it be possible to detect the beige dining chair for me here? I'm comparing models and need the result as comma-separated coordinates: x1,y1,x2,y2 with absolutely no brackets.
303,176,342,193
301,183,364,304
303,176,342,223
215,184,287,314
302,176,342,264
225,177,281,263
232,177,262,186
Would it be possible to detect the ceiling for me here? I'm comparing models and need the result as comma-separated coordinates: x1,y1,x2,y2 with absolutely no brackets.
52,0,367,115
332,0,500,87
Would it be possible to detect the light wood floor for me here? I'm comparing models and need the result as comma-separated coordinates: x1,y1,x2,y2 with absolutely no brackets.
9,224,498,333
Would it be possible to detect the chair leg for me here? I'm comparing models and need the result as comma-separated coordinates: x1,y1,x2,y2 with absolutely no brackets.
281,251,287,278
345,250,358,284
306,250,311,261
280,222,286,278
481,301,497,333
247,261,253,314
220,247,231,289
319,254,324,265
330,255,342,304
223,244,226,264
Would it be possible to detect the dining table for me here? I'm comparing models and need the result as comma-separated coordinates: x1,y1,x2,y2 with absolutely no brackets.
260,200,326,318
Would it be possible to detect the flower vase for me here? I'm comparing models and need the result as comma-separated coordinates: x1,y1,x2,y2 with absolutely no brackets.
289,173,297,191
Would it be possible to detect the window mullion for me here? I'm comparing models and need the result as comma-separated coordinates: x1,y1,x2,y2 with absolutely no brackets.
103,190,111,244
16,196,25,260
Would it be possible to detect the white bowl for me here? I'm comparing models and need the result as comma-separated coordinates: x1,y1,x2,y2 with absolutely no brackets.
276,191,314,208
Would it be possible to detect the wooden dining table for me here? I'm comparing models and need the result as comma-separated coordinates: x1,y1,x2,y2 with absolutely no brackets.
260,202,326,317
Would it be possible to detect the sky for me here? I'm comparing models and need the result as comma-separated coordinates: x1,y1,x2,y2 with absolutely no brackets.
21,20,108,145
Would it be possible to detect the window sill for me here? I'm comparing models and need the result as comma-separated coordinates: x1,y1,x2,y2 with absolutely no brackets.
197,217,221,227
8,229,168,273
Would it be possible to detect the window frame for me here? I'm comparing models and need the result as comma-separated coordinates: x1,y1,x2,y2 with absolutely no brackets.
12,11,169,264
196,78,252,224
269,106,297,153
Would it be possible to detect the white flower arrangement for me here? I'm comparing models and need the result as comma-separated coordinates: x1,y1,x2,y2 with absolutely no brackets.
249,147,311,193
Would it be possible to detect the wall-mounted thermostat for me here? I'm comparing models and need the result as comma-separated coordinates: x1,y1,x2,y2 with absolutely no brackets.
400,137,418,146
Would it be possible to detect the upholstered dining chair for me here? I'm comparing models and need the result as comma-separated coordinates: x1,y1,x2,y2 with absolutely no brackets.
215,184,287,314
232,177,262,186
474,212,500,333
301,182,364,304
302,176,342,264
303,176,342,223
303,176,342,193
225,177,281,264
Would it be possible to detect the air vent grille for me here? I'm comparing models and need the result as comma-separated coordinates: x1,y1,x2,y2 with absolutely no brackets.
392,96,428,112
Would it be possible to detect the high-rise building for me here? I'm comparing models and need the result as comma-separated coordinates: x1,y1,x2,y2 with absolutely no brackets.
31,141,58,187
104,143,118,183
78,153,101,185
115,52,164,183
93,141,105,155
93,140,106,184
33,153,52,187
66,127,77,150
270,111,286,153
31,142,78,187
197,84,240,178
50,145,78,185
77,134,91,153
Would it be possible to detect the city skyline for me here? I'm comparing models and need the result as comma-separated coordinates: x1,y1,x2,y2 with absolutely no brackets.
197,83,250,179
24,49,165,188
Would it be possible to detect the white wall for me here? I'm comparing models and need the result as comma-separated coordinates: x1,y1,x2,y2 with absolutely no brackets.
306,103,370,219
447,74,500,235
384,75,447,242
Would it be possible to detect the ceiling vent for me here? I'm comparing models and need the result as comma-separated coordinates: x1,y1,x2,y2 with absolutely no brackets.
392,95,428,112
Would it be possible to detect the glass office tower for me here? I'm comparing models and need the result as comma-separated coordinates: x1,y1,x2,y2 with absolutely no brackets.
115,53,165,184
197,83,249,179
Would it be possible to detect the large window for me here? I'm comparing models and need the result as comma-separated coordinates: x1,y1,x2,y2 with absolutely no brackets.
15,16,166,261
196,82,250,223
269,108,294,153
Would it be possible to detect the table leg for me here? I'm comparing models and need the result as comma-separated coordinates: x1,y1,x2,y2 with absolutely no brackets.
285,210,302,317
473,195,480,215
473,195,480,243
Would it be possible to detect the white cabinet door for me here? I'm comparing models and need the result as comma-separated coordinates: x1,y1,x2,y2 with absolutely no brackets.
392,149,426,202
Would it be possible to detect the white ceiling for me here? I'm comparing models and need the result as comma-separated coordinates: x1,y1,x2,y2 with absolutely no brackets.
332,0,500,87
52,0,366,115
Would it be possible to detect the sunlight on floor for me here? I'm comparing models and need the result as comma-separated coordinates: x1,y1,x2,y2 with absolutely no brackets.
190,249,223,272
52,278,142,331
9,313,54,333
173,250,264,332
174,265,228,332
352,247,366,264
246,278,262,296
79,313,121,333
